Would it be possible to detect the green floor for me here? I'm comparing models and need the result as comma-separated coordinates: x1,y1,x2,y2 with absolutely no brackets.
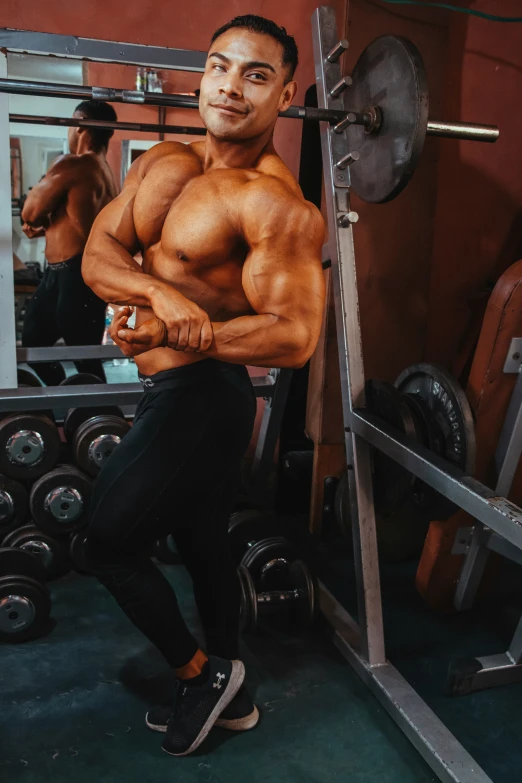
1,565,437,783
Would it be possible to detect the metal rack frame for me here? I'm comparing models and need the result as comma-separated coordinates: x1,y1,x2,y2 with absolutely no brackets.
312,6,522,782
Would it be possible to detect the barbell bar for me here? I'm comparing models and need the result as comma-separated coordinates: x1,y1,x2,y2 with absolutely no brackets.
0,77,498,142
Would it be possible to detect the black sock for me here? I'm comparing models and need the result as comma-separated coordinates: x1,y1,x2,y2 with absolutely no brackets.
182,661,210,688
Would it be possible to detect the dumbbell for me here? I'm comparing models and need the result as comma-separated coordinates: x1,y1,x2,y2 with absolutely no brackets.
63,405,130,478
30,464,93,537
228,509,294,588
0,474,29,542
0,546,52,643
2,524,71,581
0,413,61,481
238,560,318,634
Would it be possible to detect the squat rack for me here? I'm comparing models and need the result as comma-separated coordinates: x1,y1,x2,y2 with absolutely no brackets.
0,7,520,782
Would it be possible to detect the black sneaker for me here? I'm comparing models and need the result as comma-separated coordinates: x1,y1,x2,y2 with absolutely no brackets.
161,655,245,756
146,685,259,734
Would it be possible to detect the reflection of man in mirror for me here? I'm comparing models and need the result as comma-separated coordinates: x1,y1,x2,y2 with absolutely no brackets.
20,100,119,385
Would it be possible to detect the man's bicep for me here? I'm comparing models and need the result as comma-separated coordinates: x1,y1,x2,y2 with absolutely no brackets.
21,161,73,224
88,190,139,255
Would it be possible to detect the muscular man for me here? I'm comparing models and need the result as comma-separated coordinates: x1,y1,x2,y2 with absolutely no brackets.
21,100,119,385
82,16,325,757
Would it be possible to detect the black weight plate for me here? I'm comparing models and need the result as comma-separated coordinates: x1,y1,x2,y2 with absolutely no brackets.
0,414,60,481
17,368,43,388
334,471,353,539
238,564,257,634
0,545,47,582
74,415,130,477
396,363,476,521
365,379,417,516
345,36,429,203
2,525,71,581
288,560,318,629
0,573,51,643
228,509,277,563
401,392,444,456
59,373,103,386
241,536,293,585
64,406,124,444
152,536,181,565
69,531,93,575
0,474,28,542
30,464,93,537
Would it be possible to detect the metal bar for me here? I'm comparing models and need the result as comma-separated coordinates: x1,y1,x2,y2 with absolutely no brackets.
352,409,522,550
453,530,491,611
16,345,126,362
312,5,385,667
10,113,206,136
508,613,522,663
319,583,493,782
0,78,345,122
427,120,499,143
0,29,207,72
495,369,522,496
250,368,293,508
0,52,17,389
0,375,275,412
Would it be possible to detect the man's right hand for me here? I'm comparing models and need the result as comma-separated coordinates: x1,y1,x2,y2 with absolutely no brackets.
22,223,46,239
147,285,214,352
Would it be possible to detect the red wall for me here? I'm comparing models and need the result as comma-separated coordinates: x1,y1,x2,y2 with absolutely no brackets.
425,0,522,375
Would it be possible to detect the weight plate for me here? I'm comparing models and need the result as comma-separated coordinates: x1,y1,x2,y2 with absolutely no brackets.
345,35,429,203
0,574,51,643
152,536,181,565
64,406,124,444
73,415,130,476
228,509,277,564
30,464,93,537
17,368,43,388
240,536,293,585
0,545,47,583
59,373,103,386
69,531,93,575
365,379,417,516
396,363,476,520
288,560,318,629
334,472,352,539
238,564,257,634
2,525,71,581
0,475,28,542
0,414,60,480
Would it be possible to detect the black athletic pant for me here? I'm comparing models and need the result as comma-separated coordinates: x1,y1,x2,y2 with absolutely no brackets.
84,360,257,668
21,254,107,385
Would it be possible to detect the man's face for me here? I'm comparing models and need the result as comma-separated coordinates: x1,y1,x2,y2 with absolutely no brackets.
199,29,297,142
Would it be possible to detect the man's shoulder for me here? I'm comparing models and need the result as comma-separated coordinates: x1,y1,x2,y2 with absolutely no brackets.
240,172,323,231
139,141,201,174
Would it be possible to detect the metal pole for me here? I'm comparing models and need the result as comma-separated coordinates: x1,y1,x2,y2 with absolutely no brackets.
312,5,385,667
426,120,499,143
10,113,206,136
0,53,17,389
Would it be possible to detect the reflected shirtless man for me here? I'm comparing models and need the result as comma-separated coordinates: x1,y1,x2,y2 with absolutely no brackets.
21,100,118,385
82,15,325,757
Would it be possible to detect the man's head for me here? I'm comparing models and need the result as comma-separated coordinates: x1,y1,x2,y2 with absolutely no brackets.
68,100,118,154
199,15,298,142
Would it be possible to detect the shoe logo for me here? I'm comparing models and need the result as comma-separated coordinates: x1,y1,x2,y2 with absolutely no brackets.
213,673,226,690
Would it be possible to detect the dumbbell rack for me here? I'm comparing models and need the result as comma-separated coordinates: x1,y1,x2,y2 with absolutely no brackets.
312,5,522,783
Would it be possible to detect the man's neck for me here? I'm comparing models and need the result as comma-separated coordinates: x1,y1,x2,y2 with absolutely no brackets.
202,129,275,172
75,140,107,158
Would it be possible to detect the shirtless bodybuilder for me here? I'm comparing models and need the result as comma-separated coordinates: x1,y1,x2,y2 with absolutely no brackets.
82,15,325,757
21,100,118,385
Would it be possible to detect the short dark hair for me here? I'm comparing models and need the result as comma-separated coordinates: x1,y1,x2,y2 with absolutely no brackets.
210,15,298,82
74,100,118,149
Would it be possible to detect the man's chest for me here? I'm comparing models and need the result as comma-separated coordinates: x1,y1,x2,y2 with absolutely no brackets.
133,167,247,266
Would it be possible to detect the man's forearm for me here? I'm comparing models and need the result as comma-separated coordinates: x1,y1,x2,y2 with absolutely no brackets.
83,232,170,306
203,314,310,369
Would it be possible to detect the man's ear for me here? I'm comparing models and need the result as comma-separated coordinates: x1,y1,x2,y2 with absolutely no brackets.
279,80,298,112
